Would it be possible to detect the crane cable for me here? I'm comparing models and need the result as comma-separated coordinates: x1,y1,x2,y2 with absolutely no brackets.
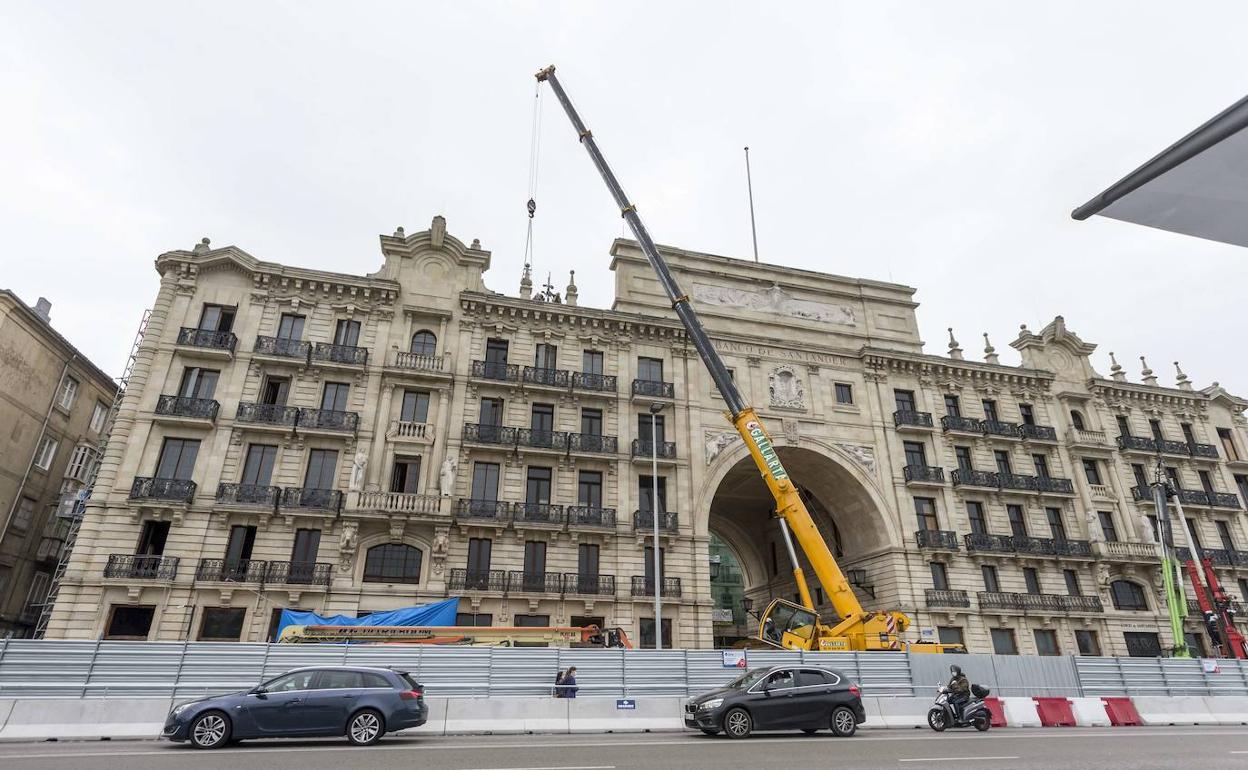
522,80,543,271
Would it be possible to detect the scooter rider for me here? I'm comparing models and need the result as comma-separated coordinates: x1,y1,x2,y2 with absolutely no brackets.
947,665,970,719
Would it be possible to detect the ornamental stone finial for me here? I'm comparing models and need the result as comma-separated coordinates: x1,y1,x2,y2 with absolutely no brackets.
519,262,533,300
1109,352,1126,382
1140,356,1158,386
565,270,578,307
1174,361,1192,391
947,328,964,360
983,332,999,365
193,237,211,254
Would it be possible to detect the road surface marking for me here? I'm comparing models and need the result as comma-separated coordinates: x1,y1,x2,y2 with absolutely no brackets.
899,758,1019,763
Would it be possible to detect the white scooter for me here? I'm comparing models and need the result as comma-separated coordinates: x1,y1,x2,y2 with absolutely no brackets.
927,682,991,731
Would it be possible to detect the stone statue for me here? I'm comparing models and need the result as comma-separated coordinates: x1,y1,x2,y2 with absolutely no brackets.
439,456,458,496
433,530,449,557
338,521,358,572
349,450,368,492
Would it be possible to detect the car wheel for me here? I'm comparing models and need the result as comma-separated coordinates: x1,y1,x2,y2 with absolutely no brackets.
927,708,948,732
802,728,819,735
973,714,991,732
700,728,720,736
189,711,231,749
346,709,385,746
723,707,753,739
830,706,857,737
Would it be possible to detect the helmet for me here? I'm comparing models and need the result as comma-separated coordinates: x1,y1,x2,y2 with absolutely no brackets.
950,665,962,676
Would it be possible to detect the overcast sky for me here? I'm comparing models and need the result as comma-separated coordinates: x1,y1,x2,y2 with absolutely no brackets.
3,1,1246,393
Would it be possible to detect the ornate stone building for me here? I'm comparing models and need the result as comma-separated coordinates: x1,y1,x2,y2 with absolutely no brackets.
45,218,1248,655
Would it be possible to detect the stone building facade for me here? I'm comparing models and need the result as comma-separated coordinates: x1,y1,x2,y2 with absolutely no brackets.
45,219,1248,655
0,291,117,637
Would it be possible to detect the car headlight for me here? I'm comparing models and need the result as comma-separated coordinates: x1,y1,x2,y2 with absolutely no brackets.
699,698,724,711
171,703,193,718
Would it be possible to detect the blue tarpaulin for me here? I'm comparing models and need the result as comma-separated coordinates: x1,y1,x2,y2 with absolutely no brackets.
275,597,460,641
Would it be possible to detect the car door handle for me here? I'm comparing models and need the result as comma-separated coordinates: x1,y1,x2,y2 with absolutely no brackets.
341,694,357,699
285,698,303,706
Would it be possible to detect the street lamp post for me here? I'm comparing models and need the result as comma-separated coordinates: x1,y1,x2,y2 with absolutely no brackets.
649,402,664,649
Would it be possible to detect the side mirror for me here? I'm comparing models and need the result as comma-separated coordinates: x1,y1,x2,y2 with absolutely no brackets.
250,686,268,698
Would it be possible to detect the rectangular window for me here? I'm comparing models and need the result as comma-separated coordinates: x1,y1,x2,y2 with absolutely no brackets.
578,471,603,507
929,562,949,591
485,338,509,363
1147,515,1160,544
225,525,257,564
1149,419,1164,442
1034,629,1060,656
1032,454,1050,479
1113,415,1133,440
1006,504,1027,537
1218,428,1240,461
578,543,600,576
304,449,338,489
526,467,553,505
321,382,350,412
10,497,36,534
994,450,1012,475
261,375,290,406
104,605,155,640
523,540,547,578
982,399,999,422
90,401,109,433
66,444,98,482
1023,567,1041,595
1166,467,1181,489
534,343,558,370
198,607,246,641
531,403,555,433
1216,520,1235,552
1082,458,1103,486
391,456,421,494
291,529,321,563
467,538,492,573
981,565,1000,593
637,356,664,382
456,612,493,627
1064,569,1082,596
938,627,965,647
400,390,431,423
479,397,504,426
241,444,278,486
966,501,987,535
333,319,361,347
955,446,973,473
1132,463,1149,490
178,367,219,399
580,408,603,436
1075,630,1101,656
277,313,305,340
199,304,235,332
1237,475,1248,507
33,434,58,471
137,520,170,555
638,414,666,444
903,441,927,468
1181,423,1197,446
471,462,501,501
915,497,938,531
515,614,550,628
1198,470,1215,495
155,437,200,480
944,394,961,418
1098,511,1119,542
57,376,79,410
1046,507,1068,541
638,475,667,512
991,628,1018,655
582,350,604,375
834,383,854,404
893,389,916,413
640,617,673,649
1019,403,1035,426
1240,578,1248,604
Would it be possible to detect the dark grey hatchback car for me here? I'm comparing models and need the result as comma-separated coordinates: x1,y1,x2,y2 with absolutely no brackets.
685,665,865,739
163,666,427,749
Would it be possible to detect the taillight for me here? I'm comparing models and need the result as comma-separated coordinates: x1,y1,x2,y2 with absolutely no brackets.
400,689,423,700
849,685,861,698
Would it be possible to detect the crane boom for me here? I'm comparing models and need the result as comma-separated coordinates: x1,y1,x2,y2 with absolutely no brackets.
536,66,893,647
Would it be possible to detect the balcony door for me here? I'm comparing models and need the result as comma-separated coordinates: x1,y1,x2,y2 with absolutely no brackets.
638,414,666,444
136,520,169,556
471,462,500,502
637,357,663,382
225,525,256,568
333,319,361,347
304,449,338,489
291,528,321,567
277,313,305,340
485,338,509,364
639,475,667,513
155,438,199,480
401,390,431,423
261,376,290,406
534,343,558,370
903,441,927,468
241,444,278,487
178,367,219,399
198,304,235,332
894,389,916,413
467,537,492,589
1007,505,1027,537
578,471,603,507
523,541,547,589
321,382,350,412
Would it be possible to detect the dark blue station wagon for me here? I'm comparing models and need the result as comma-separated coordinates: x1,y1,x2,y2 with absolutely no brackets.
163,666,426,748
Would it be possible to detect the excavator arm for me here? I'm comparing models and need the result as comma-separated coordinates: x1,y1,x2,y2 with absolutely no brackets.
536,66,933,652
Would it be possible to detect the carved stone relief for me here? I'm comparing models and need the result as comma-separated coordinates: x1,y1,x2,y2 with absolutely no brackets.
704,431,740,465
691,282,857,327
769,366,805,410
837,444,877,474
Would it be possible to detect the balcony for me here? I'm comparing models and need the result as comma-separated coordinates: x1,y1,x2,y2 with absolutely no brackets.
1189,442,1220,460
265,561,332,586
454,498,511,523
1209,492,1241,509
516,428,569,451
311,341,368,368
155,395,219,422
1156,438,1192,456
915,529,960,550
631,439,677,460
1069,428,1109,447
941,415,982,434
1035,476,1075,495
104,554,179,580
388,420,435,442
1175,488,1210,506
463,422,517,446
254,335,310,361
893,410,934,429
1188,598,1248,614
129,477,196,503
1202,549,1235,567
1053,538,1094,558
1011,535,1056,556
176,327,236,355
1061,595,1105,613
951,468,998,489
354,491,440,514
903,465,945,484
568,433,618,454
631,379,675,399
523,366,570,388
196,558,267,583
236,402,298,429
925,589,971,608
564,573,616,596
1093,540,1162,562
633,510,679,533
296,407,359,434
1131,485,1156,503
393,350,446,372
513,502,565,527
964,533,1015,553
1117,435,1157,453
998,472,1038,492
1088,483,1115,501
448,568,507,592
472,360,520,382
631,576,682,598
572,372,617,393
215,483,280,508
977,591,1024,610
507,571,564,594
1019,593,1065,611
280,488,343,512
1018,424,1058,442
982,420,1020,439
567,506,616,529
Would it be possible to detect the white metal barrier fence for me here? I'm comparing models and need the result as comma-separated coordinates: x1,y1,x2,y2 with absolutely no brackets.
1075,655,1248,696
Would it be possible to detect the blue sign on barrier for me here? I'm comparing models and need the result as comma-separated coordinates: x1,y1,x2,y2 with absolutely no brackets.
616,699,636,710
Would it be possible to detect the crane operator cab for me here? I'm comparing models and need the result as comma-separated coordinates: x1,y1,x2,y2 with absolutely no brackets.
757,600,827,650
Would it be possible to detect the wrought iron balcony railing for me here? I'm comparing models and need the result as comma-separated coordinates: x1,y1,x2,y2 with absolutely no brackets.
564,573,616,596
1189,442,1220,459
155,395,219,421
196,558,267,583
915,529,960,550
941,415,982,433
631,439,677,459
1011,535,1056,556
951,469,998,488
472,360,520,382
568,433,618,454
964,532,1015,553
517,428,569,450
236,402,299,428
279,487,344,511
1060,595,1104,613
296,407,360,433
631,379,675,399
1053,538,1093,557
312,342,368,367
129,477,196,503
463,422,517,445
507,571,564,593
448,568,508,592
513,502,564,526
1018,424,1058,442
982,420,1020,438
1156,438,1192,456
177,327,237,352
572,372,617,392
523,366,570,388
903,465,945,484
454,498,511,522
1035,476,1075,494
631,576,681,597
254,335,311,360
633,510,679,532
1019,593,1065,611
1130,485,1155,502
977,591,1025,610
1117,435,1157,452
567,506,616,529
893,410,934,428
925,588,970,608
1209,492,1241,509
265,561,332,586
215,483,280,508
104,554,179,580
998,472,1039,492
1176,488,1210,506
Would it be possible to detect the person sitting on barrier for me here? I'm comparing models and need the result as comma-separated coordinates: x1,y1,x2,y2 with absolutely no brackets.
947,664,970,719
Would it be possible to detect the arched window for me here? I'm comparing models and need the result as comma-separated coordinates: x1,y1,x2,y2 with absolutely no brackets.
410,330,437,357
1070,410,1086,431
1110,580,1148,611
363,543,423,584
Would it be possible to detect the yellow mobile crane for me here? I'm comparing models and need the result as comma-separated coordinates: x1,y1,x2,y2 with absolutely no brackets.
537,66,957,654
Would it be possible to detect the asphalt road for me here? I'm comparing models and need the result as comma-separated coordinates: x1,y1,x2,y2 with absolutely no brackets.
0,727,1245,769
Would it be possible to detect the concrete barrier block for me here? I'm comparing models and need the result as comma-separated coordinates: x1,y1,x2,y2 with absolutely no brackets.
1068,697,1111,727
859,697,887,728
443,697,565,734
394,697,448,736
1131,696,1213,726
569,697,683,733
0,698,168,740
871,697,931,729
999,697,1041,727
0,700,16,733
1198,696,1248,726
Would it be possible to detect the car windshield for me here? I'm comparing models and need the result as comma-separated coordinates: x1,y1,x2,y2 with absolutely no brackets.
725,667,772,691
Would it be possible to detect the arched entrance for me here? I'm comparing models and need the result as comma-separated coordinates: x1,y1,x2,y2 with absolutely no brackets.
702,442,896,637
